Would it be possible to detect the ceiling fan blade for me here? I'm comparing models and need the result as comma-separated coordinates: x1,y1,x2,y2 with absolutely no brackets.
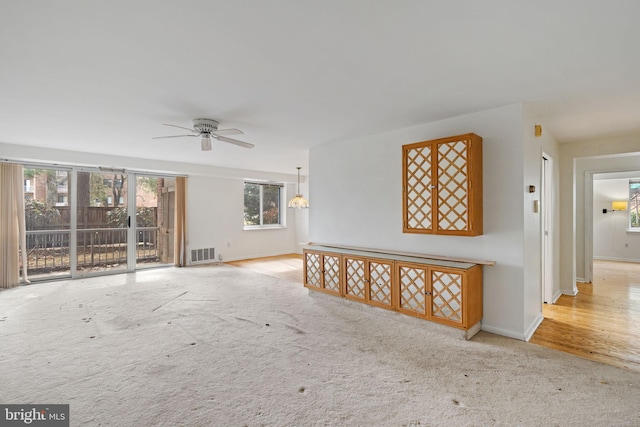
216,135,255,149
162,123,197,133
212,128,244,136
152,134,198,139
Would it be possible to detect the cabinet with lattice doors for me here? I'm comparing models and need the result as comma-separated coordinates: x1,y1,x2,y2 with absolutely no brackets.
343,255,394,309
396,261,482,329
403,133,482,236
303,249,341,296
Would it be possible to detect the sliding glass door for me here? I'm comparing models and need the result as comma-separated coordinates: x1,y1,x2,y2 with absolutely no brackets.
23,167,72,280
76,171,129,275
22,166,176,281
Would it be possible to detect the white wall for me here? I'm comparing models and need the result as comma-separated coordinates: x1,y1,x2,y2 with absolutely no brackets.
559,134,640,290
0,142,306,262
521,107,560,336
310,103,551,339
187,175,299,261
593,178,640,262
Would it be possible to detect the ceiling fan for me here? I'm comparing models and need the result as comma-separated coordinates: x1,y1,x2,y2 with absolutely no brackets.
153,118,255,151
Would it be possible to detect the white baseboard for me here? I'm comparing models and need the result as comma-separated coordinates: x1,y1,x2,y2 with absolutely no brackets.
562,287,579,296
552,289,563,303
480,324,526,341
576,277,585,283
222,251,296,263
593,256,640,263
524,313,544,342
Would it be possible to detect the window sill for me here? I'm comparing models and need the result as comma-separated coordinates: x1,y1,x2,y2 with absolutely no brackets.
626,229,640,233
243,225,287,231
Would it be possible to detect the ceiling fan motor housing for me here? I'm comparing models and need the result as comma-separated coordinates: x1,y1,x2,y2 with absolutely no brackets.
193,118,219,133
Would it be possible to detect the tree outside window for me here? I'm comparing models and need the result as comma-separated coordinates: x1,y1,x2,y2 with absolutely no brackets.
630,180,640,229
244,182,282,227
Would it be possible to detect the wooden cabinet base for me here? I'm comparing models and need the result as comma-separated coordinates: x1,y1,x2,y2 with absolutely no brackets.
304,245,485,340
307,288,482,340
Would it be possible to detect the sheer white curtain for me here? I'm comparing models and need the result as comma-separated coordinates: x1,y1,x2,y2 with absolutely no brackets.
0,163,29,288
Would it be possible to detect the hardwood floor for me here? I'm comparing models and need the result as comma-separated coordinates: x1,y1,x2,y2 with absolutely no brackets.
226,254,303,283
530,259,640,371
228,255,640,371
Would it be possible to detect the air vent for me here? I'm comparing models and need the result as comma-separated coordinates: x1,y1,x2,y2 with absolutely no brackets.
191,247,216,264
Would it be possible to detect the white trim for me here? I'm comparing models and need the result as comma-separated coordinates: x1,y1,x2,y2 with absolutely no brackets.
575,277,586,283
541,153,554,304
593,256,640,263
562,287,579,296
552,289,563,303
524,313,544,342
480,324,526,341
584,170,594,284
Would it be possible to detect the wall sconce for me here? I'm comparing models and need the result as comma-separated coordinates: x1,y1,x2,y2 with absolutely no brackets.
603,201,628,214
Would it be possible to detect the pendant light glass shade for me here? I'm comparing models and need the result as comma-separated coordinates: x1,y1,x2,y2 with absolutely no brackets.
288,167,309,209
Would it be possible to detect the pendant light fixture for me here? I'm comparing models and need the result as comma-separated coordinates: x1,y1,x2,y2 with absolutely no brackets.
288,167,309,209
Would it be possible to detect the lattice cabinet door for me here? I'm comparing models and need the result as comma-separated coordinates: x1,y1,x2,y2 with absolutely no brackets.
304,251,322,289
344,256,367,302
304,250,342,296
429,268,464,326
396,263,428,318
368,260,393,309
322,253,342,295
344,257,393,309
403,143,433,232
403,133,482,236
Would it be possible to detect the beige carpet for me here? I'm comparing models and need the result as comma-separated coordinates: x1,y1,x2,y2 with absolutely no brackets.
1,264,639,426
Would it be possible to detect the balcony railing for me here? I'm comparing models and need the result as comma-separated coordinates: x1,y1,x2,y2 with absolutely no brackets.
24,227,161,276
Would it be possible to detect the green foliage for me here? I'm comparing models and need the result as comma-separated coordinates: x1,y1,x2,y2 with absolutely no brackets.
25,199,61,230
136,207,156,227
106,207,156,227
138,176,158,194
262,185,280,225
90,174,110,206
244,183,260,225
243,183,281,226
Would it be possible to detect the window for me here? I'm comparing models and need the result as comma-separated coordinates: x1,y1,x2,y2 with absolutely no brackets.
630,180,640,229
244,182,283,227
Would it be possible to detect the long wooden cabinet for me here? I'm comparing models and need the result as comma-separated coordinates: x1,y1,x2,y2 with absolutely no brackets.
304,246,484,337
402,133,483,236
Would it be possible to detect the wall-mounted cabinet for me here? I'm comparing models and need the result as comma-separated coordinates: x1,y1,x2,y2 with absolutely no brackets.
403,133,483,236
304,245,485,338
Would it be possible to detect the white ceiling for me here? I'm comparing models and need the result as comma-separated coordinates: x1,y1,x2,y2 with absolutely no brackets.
2,1,640,174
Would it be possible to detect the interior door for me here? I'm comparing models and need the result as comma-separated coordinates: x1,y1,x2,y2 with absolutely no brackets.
541,155,554,304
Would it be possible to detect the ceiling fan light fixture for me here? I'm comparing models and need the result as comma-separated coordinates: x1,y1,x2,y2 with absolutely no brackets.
201,135,212,151
153,118,255,151
288,167,309,209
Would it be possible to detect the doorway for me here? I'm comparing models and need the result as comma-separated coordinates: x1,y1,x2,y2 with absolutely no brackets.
541,154,554,304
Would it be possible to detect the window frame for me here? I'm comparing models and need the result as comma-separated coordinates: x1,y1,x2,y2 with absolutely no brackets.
629,179,640,230
243,181,285,229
